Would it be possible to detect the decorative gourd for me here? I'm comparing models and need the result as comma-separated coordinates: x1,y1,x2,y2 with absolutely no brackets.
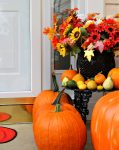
94,73,106,85
103,76,114,90
61,65,77,81
91,91,119,150
33,89,87,150
108,68,119,89
72,73,85,82
67,80,77,89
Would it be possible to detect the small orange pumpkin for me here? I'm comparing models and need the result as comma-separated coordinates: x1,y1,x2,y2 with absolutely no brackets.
61,65,77,81
18,97,35,114
24,104,33,114
94,73,106,85
108,68,119,89
33,90,87,150
91,91,119,150
72,73,85,82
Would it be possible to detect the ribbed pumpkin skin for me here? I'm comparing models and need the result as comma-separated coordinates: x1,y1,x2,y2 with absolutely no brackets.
33,104,87,150
33,90,70,122
91,91,119,150
108,68,119,89
33,102,79,125
33,90,69,110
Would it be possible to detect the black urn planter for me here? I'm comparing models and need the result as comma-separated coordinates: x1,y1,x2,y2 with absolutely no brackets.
77,51,115,79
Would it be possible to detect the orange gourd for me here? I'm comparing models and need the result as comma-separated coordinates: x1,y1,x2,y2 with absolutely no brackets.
91,91,119,150
33,89,87,150
72,73,85,82
108,68,119,89
61,65,77,81
94,73,106,85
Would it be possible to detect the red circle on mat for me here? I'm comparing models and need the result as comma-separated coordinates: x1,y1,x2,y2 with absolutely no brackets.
0,127,17,143
0,112,11,122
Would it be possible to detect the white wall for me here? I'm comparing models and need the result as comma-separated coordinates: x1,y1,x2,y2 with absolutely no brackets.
85,0,104,16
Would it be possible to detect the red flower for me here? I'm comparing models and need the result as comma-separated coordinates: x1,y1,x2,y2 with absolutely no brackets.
81,38,92,49
87,24,96,32
109,31,119,45
52,36,59,49
74,22,83,28
95,23,105,33
104,18,117,25
105,25,115,33
116,31,119,42
103,39,112,50
90,32,100,42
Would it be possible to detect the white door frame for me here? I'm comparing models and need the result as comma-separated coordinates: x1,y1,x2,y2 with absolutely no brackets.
41,0,52,90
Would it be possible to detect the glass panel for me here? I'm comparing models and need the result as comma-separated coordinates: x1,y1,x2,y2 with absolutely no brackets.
53,0,71,70
54,51,70,70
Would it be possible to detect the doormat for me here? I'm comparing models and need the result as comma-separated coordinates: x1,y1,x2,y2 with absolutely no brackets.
0,127,17,143
0,112,11,122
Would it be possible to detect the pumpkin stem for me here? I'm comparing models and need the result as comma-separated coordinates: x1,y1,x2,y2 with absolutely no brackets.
52,88,65,105
54,104,61,112
52,72,59,92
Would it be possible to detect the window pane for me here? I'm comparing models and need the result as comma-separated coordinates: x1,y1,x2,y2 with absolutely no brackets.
53,0,71,70
54,51,70,70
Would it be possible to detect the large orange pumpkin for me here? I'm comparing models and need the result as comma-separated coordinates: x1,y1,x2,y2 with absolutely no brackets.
108,68,119,89
33,90,87,150
33,74,72,121
33,90,70,121
91,91,119,150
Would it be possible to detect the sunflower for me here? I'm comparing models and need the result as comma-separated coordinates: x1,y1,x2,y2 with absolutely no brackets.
56,43,67,57
63,24,72,36
69,27,81,42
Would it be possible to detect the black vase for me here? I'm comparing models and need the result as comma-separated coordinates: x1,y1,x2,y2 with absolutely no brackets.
77,51,115,79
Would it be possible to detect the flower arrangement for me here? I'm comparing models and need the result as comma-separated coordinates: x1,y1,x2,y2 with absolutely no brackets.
43,8,119,62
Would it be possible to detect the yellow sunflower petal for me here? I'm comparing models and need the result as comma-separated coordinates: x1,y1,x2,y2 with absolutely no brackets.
58,48,67,57
69,27,81,42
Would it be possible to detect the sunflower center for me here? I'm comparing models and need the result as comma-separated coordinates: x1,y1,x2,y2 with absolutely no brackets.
74,31,80,38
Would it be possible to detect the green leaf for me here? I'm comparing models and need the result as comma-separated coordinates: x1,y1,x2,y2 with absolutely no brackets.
80,27,88,36
72,45,81,55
